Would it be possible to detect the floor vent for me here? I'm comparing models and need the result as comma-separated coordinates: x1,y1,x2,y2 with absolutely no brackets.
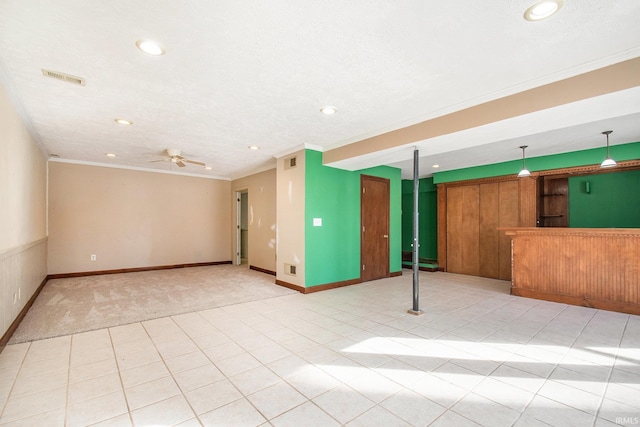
41,69,86,86
284,263,297,276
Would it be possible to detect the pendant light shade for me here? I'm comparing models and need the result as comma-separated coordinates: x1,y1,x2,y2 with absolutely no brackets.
600,130,617,168
518,145,531,177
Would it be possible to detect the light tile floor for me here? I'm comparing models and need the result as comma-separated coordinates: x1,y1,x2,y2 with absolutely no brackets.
1,272,639,426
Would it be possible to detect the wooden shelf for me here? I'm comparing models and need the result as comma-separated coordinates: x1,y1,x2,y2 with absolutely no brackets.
539,176,569,227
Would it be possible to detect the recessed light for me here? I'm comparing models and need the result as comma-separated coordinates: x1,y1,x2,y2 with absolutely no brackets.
432,164,440,168
524,0,563,21
136,39,165,56
114,118,133,125
320,106,337,115
205,166,212,170
105,153,117,158
248,145,260,150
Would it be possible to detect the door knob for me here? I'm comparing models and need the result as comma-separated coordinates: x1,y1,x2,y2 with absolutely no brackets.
383,235,388,238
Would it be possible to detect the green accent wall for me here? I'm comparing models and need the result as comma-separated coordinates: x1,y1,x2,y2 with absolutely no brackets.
402,178,437,259
305,150,401,287
569,169,640,228
434,141,640,184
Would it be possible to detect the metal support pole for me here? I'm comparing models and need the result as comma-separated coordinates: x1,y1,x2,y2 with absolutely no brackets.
408,148,423,315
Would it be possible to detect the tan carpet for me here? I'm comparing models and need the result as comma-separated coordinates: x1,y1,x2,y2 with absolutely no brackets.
9,265,296,344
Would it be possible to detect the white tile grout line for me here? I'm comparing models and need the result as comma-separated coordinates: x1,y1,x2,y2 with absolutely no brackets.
64,337,72,426
173,308,345,425
0,342,31,423
108,327,135,426
1,273,638,426
592,314,631,427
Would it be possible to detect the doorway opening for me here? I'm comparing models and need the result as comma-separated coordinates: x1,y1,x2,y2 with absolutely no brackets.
236,191,248,265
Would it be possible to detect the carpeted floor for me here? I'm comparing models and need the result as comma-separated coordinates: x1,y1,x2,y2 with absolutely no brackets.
9,265,296,344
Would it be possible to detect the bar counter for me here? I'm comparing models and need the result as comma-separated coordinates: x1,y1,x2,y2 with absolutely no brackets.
500,227,640,315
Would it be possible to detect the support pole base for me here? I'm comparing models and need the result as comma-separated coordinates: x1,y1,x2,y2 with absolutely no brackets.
407,309,424,316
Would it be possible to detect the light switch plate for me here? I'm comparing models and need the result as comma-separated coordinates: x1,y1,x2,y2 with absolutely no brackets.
313,218,322,226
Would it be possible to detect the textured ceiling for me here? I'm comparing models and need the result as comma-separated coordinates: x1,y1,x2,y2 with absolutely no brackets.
0,1,639,180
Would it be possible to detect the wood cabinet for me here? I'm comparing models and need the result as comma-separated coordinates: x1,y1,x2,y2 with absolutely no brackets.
436,160,640,283
439,178,533,280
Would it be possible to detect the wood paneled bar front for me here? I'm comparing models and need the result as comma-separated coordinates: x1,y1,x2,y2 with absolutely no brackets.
500,227,640,315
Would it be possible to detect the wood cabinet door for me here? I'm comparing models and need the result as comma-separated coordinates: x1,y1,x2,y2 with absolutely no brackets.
447,185,480,276
479,183,500,278
447,180,519,280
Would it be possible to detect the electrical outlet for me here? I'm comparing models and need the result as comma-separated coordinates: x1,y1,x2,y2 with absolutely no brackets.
90,254,97,261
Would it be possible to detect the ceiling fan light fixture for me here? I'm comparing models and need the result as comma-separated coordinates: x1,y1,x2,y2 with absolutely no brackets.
248,145,260,150
136,39,165,56
105,153,117,158
600,130,617,168
524,0,563,21
205,166,212,170
114,118,133,125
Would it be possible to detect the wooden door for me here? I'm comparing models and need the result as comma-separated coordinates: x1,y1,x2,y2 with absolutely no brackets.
446,185,480,276
361,175,390,282
479,183,500,278
478,181,519,280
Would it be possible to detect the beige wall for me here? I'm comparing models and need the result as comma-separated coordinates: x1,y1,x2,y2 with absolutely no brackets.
0,82,48,338
48,162,231,274
231,168,277,273
276,150,305,287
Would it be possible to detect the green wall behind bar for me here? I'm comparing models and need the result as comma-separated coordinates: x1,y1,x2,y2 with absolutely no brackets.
569,169,640,228
305,150,401,287
433,141,640,184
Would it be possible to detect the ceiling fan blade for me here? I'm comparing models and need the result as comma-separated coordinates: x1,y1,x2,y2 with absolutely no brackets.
149,159,169,163
185,159,206,166
176,160,186,167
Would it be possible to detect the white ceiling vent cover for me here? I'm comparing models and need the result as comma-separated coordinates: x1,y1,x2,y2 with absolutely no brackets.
41,69,86,86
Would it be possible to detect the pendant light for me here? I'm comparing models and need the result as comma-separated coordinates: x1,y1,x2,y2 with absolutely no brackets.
600,130,617,168
518,145,531,177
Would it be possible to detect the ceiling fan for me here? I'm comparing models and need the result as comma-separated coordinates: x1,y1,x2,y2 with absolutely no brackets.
150,148,206,168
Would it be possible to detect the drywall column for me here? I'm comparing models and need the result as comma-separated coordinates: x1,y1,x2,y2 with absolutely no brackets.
275,149,306,289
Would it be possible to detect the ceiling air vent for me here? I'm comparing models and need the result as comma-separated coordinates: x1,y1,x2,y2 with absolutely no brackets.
41,69,86,86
